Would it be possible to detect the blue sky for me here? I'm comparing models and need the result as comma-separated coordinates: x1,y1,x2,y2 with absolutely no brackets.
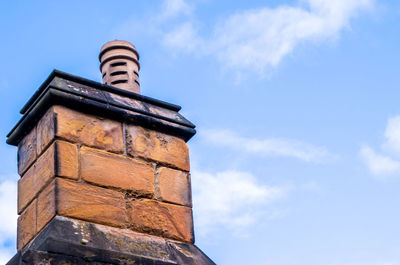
1,0,400,264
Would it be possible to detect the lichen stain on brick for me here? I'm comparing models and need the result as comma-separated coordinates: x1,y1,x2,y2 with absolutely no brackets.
67,120,114,146
66,119,86,138
94,128,114,146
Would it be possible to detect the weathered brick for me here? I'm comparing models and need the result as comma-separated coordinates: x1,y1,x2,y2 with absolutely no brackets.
18,128,37,175
37,107,55,155
128,199,193,243
55,140,79,179
37,180,56,232
157,167,191,207
126,125,190,171
17,199,36,250
57,178,126,227
18,141,78,213
59,106,124,152
81,147,154,195
37,106,124,154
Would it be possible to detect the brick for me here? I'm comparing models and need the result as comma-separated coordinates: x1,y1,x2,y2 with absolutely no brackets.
37,180,56,232
17,199,36,250
81,147,154,195
157,167,191,207
54,140,79,179
37,107,55,155
57,178,126,227
18,141,78,213
18,128,37,175
128,199,193,243
126,126,190,171
57,106,124,153
37,106,124,154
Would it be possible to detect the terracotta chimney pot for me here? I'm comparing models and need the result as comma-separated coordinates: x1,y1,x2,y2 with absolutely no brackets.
99,40,140,93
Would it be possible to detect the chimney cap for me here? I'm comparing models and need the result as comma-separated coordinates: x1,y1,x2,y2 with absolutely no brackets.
99,40,140,93
99,40,139,62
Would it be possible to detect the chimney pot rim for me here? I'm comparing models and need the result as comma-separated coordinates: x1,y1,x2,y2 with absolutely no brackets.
99,40,139,61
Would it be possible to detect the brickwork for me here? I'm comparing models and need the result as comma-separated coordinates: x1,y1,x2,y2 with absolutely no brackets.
16,105,193,249
17,140,78,214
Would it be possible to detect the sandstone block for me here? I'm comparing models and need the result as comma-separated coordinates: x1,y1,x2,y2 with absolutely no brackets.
81,147,154,196
54,140,79,179
36,107,55,155
37,106,124,154
128,199,193,243
157,167,191,207
57,178,126,227
17,199,36,250
126,125,190,171
37,180,56,232
18,141,78,214
18,128,37,175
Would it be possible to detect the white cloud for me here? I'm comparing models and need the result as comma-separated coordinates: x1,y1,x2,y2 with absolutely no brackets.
0,180,17,264
202,129,336,163
115,0,374,75
113,0,194,45
191,169,286,235
360,115,400,177
382,116,400,157
163,22,202,53
160,0,374,74
359,145,400,176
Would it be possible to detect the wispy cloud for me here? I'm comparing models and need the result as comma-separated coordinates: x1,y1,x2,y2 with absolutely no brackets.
0,180,17,264
191,128,329,235
163,22,202,53
382,116,400,157
158,0,192,20
191,169,286,236
359,145,400,176
360,115,400,177
202,129,336,163
114,0,193,41
160,0,374,75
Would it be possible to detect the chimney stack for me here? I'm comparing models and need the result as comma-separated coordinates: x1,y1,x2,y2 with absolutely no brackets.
6,41,214,264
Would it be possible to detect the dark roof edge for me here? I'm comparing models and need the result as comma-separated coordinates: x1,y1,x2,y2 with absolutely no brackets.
20,69,182,114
